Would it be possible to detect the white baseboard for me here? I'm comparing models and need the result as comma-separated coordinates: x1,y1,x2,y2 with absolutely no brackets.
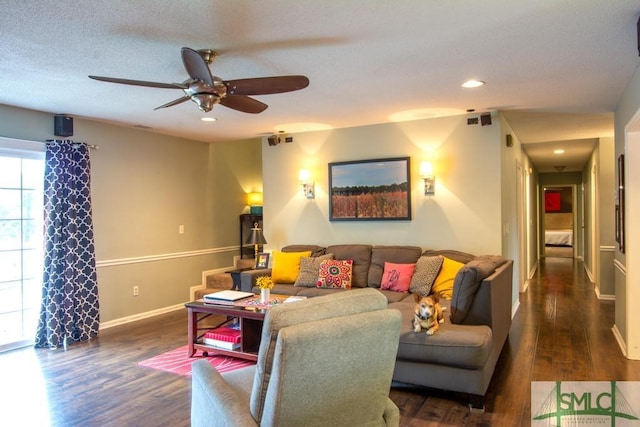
511,299,520,320
595,287,615,300
612,324,627,357
101,265,237,330
99,303,185,330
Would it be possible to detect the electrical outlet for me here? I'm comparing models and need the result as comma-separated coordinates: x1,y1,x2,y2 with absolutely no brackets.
178,225,184,234
133,285,139,296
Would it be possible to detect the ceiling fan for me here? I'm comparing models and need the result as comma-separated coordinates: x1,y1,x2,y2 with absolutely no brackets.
89,47,309,114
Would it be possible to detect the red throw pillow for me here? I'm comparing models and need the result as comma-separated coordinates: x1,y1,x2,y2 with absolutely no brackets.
380,262,416,293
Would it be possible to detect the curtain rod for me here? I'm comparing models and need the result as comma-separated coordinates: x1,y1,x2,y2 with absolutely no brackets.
45,139,99,150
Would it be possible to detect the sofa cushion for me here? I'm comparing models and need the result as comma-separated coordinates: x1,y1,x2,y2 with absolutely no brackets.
431,257,465,300
378,289,414,303
368,246,422,287
380,262,416,293
271,251,312,284
409,255,444,297
317,259,353,289
422,249,476,264
325,244,372,288
389,300,492,369
281,245,326,257
294,253,335,287
450,255,508,324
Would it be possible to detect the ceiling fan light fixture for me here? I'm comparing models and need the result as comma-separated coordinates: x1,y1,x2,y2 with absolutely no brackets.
461,79,485,88
200,117,217,122
193,94,220,112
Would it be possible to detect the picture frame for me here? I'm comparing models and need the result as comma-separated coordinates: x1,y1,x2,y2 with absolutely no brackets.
616,154,625,253
328,157,411,221
255,252,270,269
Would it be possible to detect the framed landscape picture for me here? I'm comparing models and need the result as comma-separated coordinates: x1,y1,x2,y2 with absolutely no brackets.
328,157,411,221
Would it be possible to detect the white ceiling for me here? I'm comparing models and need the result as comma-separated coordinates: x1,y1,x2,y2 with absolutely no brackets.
1,1,638,172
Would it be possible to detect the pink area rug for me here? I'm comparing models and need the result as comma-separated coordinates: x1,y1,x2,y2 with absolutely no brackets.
138,345,255,376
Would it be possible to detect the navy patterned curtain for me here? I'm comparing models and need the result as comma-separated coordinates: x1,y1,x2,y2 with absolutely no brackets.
35,140,99,349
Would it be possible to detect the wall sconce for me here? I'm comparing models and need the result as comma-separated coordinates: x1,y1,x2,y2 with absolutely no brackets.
419,162,436,196
298,169,315,199
247,192,263,215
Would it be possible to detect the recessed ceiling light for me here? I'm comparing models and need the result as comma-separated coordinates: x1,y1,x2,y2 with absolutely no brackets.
461,80,485,88
554,149,565,154
201,117,217,122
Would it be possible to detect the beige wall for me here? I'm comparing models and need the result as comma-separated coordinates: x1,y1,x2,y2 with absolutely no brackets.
260,115,503,256
0,104,261,323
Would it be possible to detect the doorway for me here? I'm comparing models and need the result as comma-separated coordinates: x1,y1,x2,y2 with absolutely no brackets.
542,185,576,259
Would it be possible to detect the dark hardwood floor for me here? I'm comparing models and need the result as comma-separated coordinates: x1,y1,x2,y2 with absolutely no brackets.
2,257,639,426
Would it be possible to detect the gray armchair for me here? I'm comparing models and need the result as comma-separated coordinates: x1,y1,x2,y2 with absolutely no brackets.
191,288,402,427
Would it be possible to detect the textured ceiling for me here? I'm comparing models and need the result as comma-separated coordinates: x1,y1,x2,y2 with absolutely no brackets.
0,1,638,172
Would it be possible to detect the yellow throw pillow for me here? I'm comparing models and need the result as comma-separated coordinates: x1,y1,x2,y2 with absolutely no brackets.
271,251,312,284
431,256,465,300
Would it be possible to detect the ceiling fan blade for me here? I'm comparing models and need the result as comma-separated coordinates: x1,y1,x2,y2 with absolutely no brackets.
89,75,187,89
220,95,268,114
181,47,214,86
153,96,192,110
224,75,309,95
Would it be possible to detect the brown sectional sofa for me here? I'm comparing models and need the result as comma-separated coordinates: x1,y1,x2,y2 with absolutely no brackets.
239,244,513,410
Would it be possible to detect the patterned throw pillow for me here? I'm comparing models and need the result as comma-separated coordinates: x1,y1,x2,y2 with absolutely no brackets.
317,259,353,289
380,262,416,293
409,255,444,296
294,254,335,287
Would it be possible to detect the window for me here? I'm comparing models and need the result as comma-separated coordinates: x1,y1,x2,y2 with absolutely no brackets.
0,138,44,352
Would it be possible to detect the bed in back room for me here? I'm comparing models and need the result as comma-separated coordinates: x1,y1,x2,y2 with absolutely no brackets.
544,212,573,247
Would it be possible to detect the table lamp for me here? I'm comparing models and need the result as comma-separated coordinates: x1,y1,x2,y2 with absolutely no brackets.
245,222,267,263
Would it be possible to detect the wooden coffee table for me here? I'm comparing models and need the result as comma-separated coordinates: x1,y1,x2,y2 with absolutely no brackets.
185,299,268,361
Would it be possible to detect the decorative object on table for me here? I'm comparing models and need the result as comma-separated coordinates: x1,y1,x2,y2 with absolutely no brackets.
328,156,411,221
256,252,270,269
237,295,286,309
256,276,273,303
247,192,263,215
245,222,267,263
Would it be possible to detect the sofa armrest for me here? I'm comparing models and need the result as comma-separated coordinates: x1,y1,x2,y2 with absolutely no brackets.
239,269,271,292
462,259,513,351
191,360,257,427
